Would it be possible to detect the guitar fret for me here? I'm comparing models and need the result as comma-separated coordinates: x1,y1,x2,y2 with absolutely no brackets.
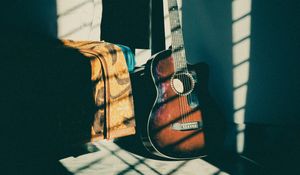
169,5,178,11
172,45,184,53
167,0,187,71
171,25,181,32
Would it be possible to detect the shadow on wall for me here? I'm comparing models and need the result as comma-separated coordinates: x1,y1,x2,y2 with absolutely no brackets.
182,0,234,123
246,0,300,125
0,1,95,174
182,0,300,125
182,0,300,173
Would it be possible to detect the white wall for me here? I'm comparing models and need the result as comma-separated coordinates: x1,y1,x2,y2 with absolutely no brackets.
182,0,300,125
56,0,102,41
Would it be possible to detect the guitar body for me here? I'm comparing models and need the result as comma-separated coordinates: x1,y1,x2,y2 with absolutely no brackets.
134,0,215,159
141,49,207,159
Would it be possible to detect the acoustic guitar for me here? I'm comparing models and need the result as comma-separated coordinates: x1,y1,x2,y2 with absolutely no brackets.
140,0,208,159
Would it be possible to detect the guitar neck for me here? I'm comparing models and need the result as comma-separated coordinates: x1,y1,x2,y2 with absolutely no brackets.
167,0,187,71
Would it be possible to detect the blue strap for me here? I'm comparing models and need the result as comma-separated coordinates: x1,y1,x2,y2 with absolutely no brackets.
116,44,136,73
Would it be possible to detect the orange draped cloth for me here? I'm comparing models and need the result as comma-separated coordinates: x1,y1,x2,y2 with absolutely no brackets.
63,40,135,141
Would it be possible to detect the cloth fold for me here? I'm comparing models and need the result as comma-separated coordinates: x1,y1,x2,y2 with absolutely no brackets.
62,40,135,141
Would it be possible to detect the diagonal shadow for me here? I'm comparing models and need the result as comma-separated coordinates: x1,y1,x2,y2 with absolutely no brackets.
99,144,144,175
57,0,93,17
164,161,189,175
60,22,93,38
117,155,162,175
129,154,164,175
72,154,108,174
99,143,180,175
163,129,204,150
153,106,201,133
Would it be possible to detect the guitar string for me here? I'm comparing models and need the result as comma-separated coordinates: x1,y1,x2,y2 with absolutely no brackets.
180,48,189,123
169,0,180,124
183,50,191,123
178,52,186,123
173,18,185,124
174,0,188,123
179,6,192,124
169,0,188,124
175,52,185,124
170,1,199,125
174,54,184,124
178,1,189,123
181,54,188,123
172,0,186,124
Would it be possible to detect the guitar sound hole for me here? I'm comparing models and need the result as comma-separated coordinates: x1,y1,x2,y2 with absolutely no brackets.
171,72,195,96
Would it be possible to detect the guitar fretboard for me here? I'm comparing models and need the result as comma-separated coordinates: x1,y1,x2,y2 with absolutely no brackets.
167,0,187,71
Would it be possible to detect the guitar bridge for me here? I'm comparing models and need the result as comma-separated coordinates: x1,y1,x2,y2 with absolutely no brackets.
171,121,203,131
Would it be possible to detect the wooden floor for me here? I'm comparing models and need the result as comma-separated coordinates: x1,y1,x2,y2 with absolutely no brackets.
59,140,263,175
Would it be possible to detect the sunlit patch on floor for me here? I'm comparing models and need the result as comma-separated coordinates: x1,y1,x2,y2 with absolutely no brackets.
60,141,229,175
